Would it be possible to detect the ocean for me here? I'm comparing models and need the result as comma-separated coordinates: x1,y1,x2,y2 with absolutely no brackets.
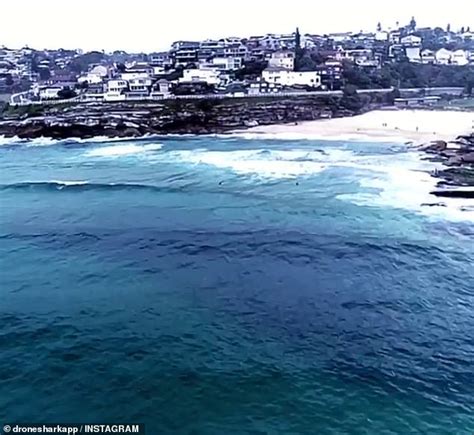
0,134,473,434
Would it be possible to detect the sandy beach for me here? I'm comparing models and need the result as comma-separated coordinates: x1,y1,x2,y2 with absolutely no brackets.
245,109,474,144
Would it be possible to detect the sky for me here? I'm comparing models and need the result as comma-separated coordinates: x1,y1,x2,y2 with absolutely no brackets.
1,0,472,52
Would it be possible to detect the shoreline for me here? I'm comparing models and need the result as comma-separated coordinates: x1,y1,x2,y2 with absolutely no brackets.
242,109,474,145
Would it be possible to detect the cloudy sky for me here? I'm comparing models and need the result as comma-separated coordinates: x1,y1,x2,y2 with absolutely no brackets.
1,0,471,52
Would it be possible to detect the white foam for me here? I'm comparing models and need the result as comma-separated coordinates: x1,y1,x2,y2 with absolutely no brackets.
162,148,342,178
0,135,155,147
219,131,410,143
336,152,474,222
49,180,89,186
84,143,163,157
157,145,473,221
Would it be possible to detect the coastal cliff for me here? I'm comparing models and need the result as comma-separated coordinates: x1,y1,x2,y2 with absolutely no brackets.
0,93,386,139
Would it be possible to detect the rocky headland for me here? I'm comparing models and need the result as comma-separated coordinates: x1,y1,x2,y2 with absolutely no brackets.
0,95,374,139
422,134,474,198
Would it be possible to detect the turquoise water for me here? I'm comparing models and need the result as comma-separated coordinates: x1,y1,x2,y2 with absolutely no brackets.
0,135,473,434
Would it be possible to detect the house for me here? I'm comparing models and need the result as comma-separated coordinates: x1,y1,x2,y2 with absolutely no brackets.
120,63,153,80
39,86,62,100
268,51,295,70
405,46,421,63
394,96,441,107
223,43,248,59
248,79,282,95
48,72,77,88
152,66,166,76
435,48,452,65
375,31,389,41
149,52,172,68
388,44,406,61
343,48,373,63
128,77,152,92
180,68,221,86
171,41,200,65
151,79,172,97
78,71,104,84
328,32,352,43
90,65,109,77
211,57,242,71
82,83,105,101
317,60,343,90
171,41,201,51
262,68,321,88
401,35,422,47
451,50,469,66
104,79,128,101
259,35,282,50
421,49,435,64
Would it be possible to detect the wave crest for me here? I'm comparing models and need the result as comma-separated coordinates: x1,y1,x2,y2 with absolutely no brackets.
0,181,163,192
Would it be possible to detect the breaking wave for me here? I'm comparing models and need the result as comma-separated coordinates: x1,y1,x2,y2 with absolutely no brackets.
149,146,474,221
84,143,163,157
0,181,164,192
155,148,356,178
0,135,158,148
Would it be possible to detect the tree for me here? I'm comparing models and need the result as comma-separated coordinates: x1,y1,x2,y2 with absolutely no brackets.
69,51,105,73
341,84,363,112
38,68,51,81
447,23,451,33
377,22,382,32
294,27,304,71
235,60,267,80
57,87,77,99
76,81,89,90
409,16,417,31
465,75,474,96
295,27,301,51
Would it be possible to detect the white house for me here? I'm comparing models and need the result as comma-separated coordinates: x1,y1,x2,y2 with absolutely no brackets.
152,66,166,76
375,31,388,41
421,49,435,64
268,51,295,70
180,68,221,85
39,86,62,100
104,79,128,101
107,79,128,93
435,49,453,65
211,57,242,71
328,32,352,43
401,35,422,47
262,68,321,88
128,77,152,92
343,49,373,63
90,65,108,77
451,50,469,66
78,72,103,84
406,46,421,63
120,71,151,81
151,79,172,97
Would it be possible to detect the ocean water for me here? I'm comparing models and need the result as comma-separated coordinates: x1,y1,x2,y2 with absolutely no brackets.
0,134,473,434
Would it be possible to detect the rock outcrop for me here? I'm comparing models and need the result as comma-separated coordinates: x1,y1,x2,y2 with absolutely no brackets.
0,95,379,139
422,133,474,193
